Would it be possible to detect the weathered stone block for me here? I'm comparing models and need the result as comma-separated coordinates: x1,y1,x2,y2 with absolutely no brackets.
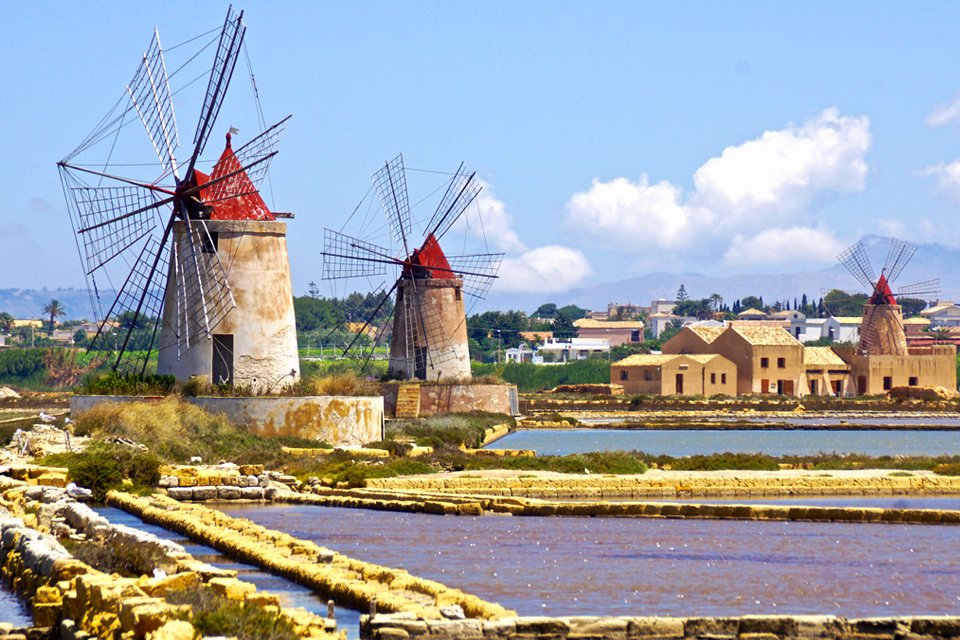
738,616,798,636
683,617,739,638
627,616,685,637
165,487,193,501
217,487,241,500
208,577,256,600
191,486,217,501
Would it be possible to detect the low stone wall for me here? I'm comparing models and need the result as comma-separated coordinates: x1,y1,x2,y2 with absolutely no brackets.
382,384,517,417
109,492,515,621
0,481,341,640
289,486,960,525
70,394,385,446
363,612,960,640
367,469,960,499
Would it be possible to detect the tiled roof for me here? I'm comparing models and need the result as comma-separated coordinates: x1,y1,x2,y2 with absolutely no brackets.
614,353,727,367
729,325,800,346
920,303,959,316
833,317,863,325
574,319,644,329
803,346,849,368
687,325,725,343
738,308,768,316
903,317,931,325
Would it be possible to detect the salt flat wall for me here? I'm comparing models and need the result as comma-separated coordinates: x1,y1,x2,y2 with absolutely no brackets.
71,395,384,446
382,383,518,417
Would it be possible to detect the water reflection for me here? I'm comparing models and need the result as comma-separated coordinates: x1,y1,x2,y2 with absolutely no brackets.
488,429,960,457
217,504,960,618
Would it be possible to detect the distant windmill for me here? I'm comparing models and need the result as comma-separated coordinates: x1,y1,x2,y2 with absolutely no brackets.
57,7,300,391
322,154,503,381
835,238,940,354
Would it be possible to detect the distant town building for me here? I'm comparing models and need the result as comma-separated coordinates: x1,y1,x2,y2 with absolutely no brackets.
612,353,735,396
536,337,610,363
573,318,644,346
920,301,960,328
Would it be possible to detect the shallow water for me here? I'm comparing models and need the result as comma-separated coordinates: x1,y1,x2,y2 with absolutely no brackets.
488,429,960,457
216,504,960,618
563,496,960,510
94,507,363,638
577,416,960,427
0,586,31,626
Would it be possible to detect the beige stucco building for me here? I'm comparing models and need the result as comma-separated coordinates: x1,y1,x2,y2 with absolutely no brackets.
574,318,644,346
611,353,736,396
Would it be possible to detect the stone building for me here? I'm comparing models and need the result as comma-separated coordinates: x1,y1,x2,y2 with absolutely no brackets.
573,318,644,347
611,353,736,396
802,347,852,396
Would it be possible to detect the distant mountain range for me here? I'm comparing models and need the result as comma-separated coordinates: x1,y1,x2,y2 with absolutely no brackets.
3,235,957,319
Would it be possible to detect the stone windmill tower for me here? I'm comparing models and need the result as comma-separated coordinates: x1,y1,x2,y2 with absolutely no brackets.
58,8,300,393
837,239,939,355
321,154,504,382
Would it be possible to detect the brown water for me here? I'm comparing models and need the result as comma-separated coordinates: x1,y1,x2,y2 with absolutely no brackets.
218,504,960,618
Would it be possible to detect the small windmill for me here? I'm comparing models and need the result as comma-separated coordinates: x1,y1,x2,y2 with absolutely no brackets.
322,154,504,381
835,238,940,354
58,7,299,389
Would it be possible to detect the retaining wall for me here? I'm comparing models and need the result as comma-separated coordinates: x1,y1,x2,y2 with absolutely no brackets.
363,612,960,640
367,469,960,499
382,383,517,417
71,394,385,446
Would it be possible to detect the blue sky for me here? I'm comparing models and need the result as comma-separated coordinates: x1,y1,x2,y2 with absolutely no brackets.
3,2,960,310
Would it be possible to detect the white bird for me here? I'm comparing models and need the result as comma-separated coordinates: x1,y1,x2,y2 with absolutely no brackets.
65,482,93,500
189,456,202,464
38,411,55,424
64,417,74,426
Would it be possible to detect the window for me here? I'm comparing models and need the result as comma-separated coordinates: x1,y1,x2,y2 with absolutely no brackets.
201,231,219,254
760,357,769,368
710,372,716,384
630,329,640,343
883,376,892,391
721,373,726,384
777,357,786,368
909,376,918,386
619,370,628,381
644,370,653,381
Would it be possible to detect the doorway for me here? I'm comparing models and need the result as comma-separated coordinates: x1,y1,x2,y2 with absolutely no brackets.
212,334,234,385
675,373,684,394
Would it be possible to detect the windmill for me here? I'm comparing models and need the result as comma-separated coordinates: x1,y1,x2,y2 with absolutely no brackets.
57,7,300,391
322,154,504,382
835,238,940,355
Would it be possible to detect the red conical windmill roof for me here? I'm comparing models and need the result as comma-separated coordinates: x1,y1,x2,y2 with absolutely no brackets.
870,273,897,305
410,233,455,279
201,133,274,221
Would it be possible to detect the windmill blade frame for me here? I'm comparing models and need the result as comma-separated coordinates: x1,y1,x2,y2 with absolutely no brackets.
372,154,413,256
232,115,291,189
446,252,504,299
426,163,482,242
127,28,180,179
883,238,917,284
321,228,394,279
837,240,876,290
895,278,941,299
187,5,246,177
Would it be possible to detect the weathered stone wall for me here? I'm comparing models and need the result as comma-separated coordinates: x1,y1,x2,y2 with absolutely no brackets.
367,469,960,499
158,219,301,394
382,383,517,417
71,394,385,446
389,279,471,382
363,612,960,640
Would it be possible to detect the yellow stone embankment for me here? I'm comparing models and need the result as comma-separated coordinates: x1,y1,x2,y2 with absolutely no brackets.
108,492,515,621
288,485,960,525
367,468,960,499
2,464,68,488
479,423,511,446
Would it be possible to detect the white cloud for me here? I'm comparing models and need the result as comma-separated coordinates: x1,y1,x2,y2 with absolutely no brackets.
564,108,871,267
723,227,845,266
927,94,960,128
496,245,592,293
693,108,870,224
566,175,699,249
923,160,960,201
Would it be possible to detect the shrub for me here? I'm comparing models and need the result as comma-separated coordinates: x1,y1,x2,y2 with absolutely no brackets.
41,442,162,500
82,372,176,396
309,372,377,396
472,360,610,392
168,586,298,640
934,462,960,476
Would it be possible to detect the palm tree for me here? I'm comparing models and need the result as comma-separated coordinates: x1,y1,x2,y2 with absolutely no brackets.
41,299,66,336
709,293,724,313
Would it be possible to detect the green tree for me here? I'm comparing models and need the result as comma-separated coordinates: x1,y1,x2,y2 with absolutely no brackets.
0,312,13,334
293,296,344,332
532,303,557,318
676,284,689,304
709,293,723,312
897,297,927,318
552,311,578,340
41,299,66,336
557,304,588,320
740,295,764,312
